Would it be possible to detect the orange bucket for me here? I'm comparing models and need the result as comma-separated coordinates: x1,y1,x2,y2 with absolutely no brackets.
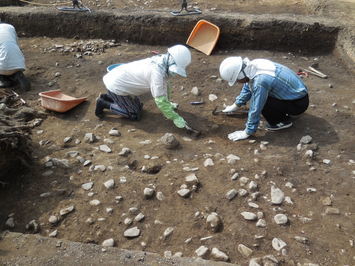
39,90,87,112
186,20,220,55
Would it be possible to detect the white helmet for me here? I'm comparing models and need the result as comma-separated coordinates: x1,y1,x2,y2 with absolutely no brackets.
219,56,244,86
167,45,191,77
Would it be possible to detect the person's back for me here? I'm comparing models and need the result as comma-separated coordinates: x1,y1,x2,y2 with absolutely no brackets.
0,23,30,90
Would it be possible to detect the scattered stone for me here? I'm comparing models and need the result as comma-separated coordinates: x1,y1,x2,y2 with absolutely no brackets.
177,188,191,198
118,147,132,156
63,136,72,143
208,94,218,102
124,227,140,238
226,189,237,200
325,207,340,215
226,154,240,164
109,128,121,136
49,230,58,237
248,181,258,191
238,244,253,258
99,144,112,153
49,215,59,224
164,250,172,258
134,213,145,222
322,159,331,165
306,187,317,192
274,214,288,225
211,247,229,262
256,219,266,227
203,158,214,167
300,135,312,144
160,133,180,149
248,202,259,209
271,185,285,205
195,246,209,258
272,238,287,251
124,218,133,225
163,227,174,239
89,200,101,206
84,133,96,143
321,196,332,206
144,187,155,199
241,212,257,221
59,205,74,216
185,173,199,185
191,86,200,96
5,217,15,228
238,188,248,197
294,236,309,244
94,165,106,172
239,176,249,186
206,212,223,232
83,160,92,166
231,172,239,180
102,238,115,247
156,191,165,201
102,179,114,189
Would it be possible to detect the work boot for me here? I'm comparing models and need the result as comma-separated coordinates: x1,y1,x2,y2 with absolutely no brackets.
95,97,111,118
10,71,31,91
0,75,14,88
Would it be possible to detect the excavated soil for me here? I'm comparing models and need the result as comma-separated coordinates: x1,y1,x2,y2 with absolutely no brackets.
0,1,355,265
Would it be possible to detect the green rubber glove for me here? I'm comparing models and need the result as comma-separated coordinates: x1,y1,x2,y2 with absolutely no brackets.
154,96,186,128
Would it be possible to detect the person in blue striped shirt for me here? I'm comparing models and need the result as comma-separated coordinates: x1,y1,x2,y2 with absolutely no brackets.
219,57,309,141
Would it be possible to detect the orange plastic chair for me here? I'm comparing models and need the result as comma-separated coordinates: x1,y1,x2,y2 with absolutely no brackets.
39,90,87,112
186,20,220,55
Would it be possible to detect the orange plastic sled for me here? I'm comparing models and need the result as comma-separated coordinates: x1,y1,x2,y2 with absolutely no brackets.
39,90,87,112
186,20,220,55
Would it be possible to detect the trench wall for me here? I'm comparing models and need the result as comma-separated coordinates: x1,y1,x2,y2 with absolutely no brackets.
0,7,340,55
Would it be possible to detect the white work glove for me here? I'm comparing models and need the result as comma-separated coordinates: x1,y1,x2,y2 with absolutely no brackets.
228,130,250,141
222,103,238,113
171,102,179,109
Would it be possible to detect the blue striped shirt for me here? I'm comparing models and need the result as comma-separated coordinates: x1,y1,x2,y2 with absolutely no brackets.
235,63,308,135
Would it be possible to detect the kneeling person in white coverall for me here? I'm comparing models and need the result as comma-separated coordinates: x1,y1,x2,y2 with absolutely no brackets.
219,57,309,141
95,44,198,133
0,23,30,91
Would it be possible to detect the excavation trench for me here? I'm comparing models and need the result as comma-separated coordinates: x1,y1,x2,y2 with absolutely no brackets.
0,7,340,55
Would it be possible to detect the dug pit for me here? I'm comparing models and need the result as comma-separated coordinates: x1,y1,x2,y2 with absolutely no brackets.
0,2,354,266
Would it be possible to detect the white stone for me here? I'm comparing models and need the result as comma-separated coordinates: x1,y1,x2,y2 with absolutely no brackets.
185,173,199,185
322,159,331,165
211,247,229,261
104,179,115,189
239,176,249,185
195,246,209,258
256,219,266,227
226,154,240,164
208,94,218,101
49,215,58,224
163,227,174,239
206,212,222,232
238,188,248,197
226,189,237,200
49,230,58,237
231,172,239,180
156,191,165,201
124,218,133,225
144,187,155,199
99,144,112,153
94,165,106,172
134,213,145,222
109,128,120,136
274,214,288,225
300,135,312,144
241,212,257,221
177,188,191,198
118,147,131,156
203,158,214,167
59,205,74,216
5,217,15,228
271,185,285,205
89,199,101,206
238,244,253,257
124,227,140,238
248,181,258,191
191,86,200,96
102,238,114,247
272,238,287,251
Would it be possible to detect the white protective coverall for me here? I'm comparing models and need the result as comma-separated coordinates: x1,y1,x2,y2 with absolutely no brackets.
0,23,25,75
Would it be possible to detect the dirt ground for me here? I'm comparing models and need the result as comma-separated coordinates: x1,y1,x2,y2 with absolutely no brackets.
0,0,355,265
